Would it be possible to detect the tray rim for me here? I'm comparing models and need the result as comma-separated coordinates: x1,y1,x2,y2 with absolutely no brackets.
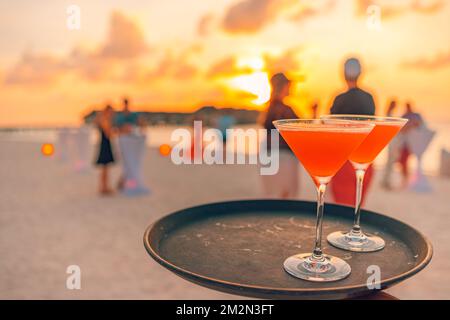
143,199,433,297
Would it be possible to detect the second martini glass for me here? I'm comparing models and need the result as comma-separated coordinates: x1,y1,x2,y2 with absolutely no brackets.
273,119,374,281
321,115,408,252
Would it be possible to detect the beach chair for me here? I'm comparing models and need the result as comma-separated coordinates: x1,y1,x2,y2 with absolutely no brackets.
118,132,150,196
405,126,435,192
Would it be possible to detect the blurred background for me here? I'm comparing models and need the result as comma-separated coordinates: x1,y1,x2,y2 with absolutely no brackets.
0,0,449,299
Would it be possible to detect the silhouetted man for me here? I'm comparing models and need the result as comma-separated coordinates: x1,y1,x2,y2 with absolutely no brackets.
329,57,376,206
115,97,139,134
330,58,375,116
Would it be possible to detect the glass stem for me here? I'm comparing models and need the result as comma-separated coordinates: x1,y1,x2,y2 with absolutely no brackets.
312,183,327,261
351,169,366,235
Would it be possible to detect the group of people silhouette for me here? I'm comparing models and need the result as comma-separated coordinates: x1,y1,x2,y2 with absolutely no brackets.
261,57,425,203
94,57,427,202
95,98,146,195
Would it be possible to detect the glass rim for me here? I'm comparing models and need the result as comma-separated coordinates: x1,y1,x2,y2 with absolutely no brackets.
272,118,375,132
320,114,408,124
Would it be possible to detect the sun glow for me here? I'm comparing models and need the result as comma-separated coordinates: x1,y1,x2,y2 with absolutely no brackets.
228,71,271,105
236,56,265,71
2,2,450,126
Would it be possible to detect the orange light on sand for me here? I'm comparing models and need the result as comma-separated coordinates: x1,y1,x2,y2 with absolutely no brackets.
41,143,54,156
229,71,271,105
159,144,171,156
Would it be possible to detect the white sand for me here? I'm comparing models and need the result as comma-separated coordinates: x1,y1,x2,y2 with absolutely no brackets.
0,140,448,299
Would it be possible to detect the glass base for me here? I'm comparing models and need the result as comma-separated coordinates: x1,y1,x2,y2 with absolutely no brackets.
283,253,351,282
327,230,385,252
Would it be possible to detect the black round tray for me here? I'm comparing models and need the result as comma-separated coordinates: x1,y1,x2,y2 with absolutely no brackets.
143,200,432,299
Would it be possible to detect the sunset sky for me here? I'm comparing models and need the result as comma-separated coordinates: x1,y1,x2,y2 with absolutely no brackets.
0,0,449,126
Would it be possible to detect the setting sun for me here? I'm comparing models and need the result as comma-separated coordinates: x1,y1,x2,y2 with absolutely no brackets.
0,1,449,125
228,71,271,106
236,56,265,71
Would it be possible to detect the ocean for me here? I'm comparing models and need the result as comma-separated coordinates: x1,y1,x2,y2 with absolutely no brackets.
1,122,449,176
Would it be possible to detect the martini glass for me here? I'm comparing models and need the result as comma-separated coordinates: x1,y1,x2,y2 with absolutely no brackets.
321,115,408,252
273,119,374,282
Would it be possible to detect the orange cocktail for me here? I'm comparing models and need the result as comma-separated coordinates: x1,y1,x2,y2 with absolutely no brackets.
321,115,407,252
280,127,371,181
349,122,404,165
273,119,374,282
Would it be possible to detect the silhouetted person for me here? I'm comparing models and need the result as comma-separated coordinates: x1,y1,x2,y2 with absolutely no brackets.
115,97,140,190
331,58,375,115
402,102,424,129
261,73,299,199
95,105,115,195
310,101,319,118
115,97,139,134
329,57,376,206
398,102,425,187
386,99,397,117
381,99,399,189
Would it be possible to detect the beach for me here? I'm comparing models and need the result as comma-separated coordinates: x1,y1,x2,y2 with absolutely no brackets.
0,137,449,299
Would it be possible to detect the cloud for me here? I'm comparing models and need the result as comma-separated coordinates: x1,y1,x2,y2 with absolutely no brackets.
263,48,302,74
221,0,336,34
146,49,199,81
411,0,446,13
289,0,336,21
206,56,252,78
4,52,65,85
63,47,118,81
222,0,297,34
174,64,198,79
355,0,445,19
4,11,149,85
99,11,148,59
206,47,303,79
401,50,450,70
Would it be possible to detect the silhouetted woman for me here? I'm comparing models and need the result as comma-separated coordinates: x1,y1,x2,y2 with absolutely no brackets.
260,73,299,199
95,105,115,195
